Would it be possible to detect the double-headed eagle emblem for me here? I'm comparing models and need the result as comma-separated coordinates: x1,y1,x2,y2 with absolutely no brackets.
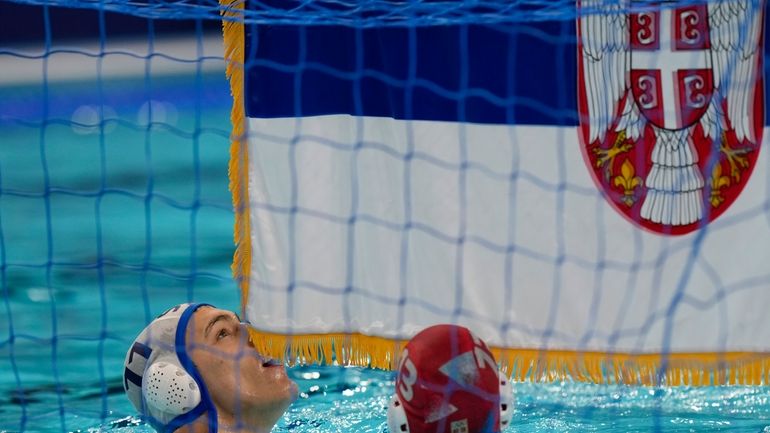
578,0,764,234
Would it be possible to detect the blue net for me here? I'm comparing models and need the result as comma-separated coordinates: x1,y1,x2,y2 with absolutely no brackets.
2,0,770,432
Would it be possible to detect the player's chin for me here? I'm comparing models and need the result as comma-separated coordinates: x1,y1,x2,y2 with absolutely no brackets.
262,376,298,408
286,378,299,402
270,369,298,402
277,370,298,398
261,363,293,388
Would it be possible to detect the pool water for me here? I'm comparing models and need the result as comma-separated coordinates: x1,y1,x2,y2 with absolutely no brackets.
5,366,770,432
2,74,770,432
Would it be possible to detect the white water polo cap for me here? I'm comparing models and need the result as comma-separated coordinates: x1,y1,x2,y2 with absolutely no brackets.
123,303,218,433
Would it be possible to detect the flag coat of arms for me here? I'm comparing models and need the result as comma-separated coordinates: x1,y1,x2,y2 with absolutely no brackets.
578,0,764,234
222,0,770,384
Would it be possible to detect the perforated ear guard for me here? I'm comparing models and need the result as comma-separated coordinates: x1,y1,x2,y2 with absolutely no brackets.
387,394,410,433
143,355,201,415
498,371,514,430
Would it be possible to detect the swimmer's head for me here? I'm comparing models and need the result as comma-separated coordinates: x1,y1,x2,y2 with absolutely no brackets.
387,325,514,433
123,303,297,433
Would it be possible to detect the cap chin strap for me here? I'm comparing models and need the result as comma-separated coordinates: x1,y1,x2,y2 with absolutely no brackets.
152,303,218,433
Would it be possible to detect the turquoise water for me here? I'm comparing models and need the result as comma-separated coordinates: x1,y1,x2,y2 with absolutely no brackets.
2,74,770,432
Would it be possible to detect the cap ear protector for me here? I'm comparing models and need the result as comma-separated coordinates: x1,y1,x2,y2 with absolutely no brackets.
498,371,514,430
123,303,218,433
387,394,411,433
142,354,201,415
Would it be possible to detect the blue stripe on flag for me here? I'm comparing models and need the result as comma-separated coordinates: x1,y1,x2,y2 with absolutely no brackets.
244,10,770,126
244,22,578,125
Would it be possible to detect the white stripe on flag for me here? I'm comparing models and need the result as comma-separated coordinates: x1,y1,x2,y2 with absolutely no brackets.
246,114,770,353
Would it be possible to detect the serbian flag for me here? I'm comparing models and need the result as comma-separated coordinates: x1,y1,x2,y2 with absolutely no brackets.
222,1,770,385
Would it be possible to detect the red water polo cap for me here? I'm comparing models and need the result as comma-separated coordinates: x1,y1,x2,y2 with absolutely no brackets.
390,324,501,433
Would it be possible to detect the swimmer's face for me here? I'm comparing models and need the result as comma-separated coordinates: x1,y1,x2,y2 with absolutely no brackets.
186,306,298,422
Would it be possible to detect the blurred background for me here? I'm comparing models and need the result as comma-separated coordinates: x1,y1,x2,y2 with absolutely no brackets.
0,2,240,430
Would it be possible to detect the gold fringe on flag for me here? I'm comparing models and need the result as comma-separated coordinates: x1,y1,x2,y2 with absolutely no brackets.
220,0,251,314
220,1,770,386
246,327,770,386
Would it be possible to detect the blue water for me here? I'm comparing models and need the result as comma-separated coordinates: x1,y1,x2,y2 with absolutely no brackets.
2,74,770,432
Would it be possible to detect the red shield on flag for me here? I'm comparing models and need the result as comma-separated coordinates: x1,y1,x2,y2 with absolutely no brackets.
577,1,764,235
630,6,715,130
